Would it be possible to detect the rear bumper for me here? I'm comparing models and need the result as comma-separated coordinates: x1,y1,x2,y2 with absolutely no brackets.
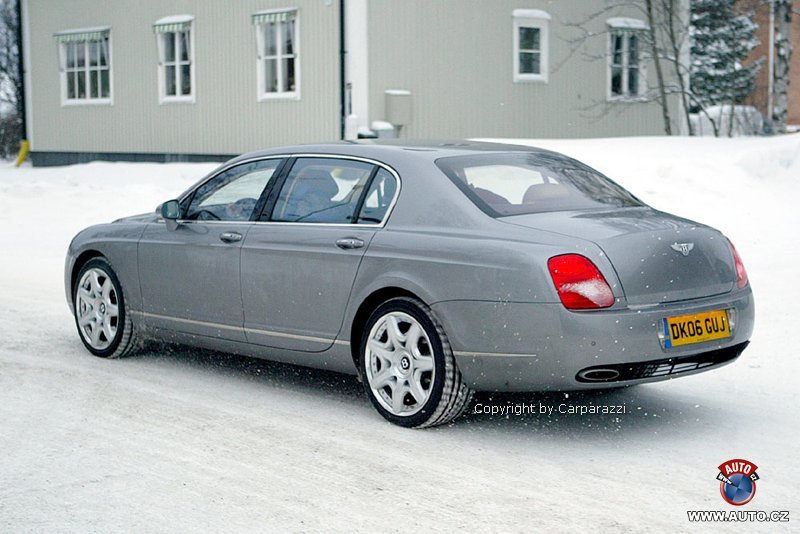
432,286,754,391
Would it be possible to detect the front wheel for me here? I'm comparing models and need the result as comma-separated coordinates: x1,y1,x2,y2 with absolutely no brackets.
73,257,140,358
360,297,473,428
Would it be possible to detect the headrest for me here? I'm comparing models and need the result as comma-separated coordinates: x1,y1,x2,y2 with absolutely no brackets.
522,183,569,204
294,169,339,200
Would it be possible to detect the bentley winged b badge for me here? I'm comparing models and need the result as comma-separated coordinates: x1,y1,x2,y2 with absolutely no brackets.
671,242,694,256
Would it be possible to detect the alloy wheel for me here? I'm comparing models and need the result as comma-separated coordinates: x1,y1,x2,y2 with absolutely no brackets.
75,267,120,350
365,311,436,416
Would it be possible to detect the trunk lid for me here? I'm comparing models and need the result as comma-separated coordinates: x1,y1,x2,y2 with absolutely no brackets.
503,207,735,305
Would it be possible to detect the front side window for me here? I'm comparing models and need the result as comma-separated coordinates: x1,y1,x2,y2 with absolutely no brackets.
184,160,282,221
254,10,299,99
154,17,194,102
513,10,549,83
609,30,643,98
56,29,111,104
437,153,642,217
270,158,376,223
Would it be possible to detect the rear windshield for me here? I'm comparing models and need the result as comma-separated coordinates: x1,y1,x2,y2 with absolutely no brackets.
436,152,643,216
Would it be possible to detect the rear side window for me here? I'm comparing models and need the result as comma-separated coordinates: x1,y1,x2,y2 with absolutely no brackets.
271,158,375,223
357,168,397,224
436,153,642,216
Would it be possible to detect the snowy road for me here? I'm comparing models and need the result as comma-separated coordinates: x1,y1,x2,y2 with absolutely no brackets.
1,137,797,532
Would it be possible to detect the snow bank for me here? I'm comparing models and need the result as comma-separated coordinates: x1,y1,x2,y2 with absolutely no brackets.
690,105,764,136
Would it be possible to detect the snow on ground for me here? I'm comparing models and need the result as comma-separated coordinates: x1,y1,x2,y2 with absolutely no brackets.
0,136,798,532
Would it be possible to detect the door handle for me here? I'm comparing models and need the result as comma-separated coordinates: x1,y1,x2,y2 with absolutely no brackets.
335,237,365,250
219,231,243,243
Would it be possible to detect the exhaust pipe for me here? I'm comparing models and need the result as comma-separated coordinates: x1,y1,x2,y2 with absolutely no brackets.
576,368,621,382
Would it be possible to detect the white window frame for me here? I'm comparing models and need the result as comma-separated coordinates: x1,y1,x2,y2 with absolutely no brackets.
253,9,300,101
55,27,113,106
154,16,196,104
512,9,550,83
606,18,648,101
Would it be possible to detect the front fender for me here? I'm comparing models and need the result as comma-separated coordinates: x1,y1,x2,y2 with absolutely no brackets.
64,223,147,314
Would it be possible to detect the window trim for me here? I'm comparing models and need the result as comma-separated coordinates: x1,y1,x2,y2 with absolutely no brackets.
55,27,113,106
512,9,550,84
155,16,196,104
177,154,401,228
253,9,301,101
606,18,648,102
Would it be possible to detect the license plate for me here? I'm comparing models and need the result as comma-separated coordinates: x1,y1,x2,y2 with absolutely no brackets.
661,309,731,348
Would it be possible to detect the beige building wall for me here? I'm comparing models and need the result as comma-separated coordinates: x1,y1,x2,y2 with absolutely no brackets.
365,0,684,139
24,0,341,156
23,0,686,162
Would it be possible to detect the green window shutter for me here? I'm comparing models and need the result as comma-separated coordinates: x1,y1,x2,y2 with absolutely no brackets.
153,21,192,34
54,29,109,43
252,10,295,25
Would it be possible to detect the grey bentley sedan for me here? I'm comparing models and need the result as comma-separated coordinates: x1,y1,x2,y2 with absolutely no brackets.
65,141,754,427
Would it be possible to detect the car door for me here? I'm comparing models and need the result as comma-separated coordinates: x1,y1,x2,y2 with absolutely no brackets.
241,156,399,352
138,158,284,341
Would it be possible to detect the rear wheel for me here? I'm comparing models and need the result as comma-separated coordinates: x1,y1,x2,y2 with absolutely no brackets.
360,297,473,428
73,258,139,358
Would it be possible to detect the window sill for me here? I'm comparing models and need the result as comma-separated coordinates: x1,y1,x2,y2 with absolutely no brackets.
258,92,301,102
61,98,113,107
513,75,548,84
160,95,196,105
607,95,649,103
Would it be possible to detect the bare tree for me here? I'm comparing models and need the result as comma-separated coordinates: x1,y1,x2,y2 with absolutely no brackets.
772,0,793,132
645,0,673,134
0,0,22,158
562,1,766,137
559,0,690,135
653,0,697,134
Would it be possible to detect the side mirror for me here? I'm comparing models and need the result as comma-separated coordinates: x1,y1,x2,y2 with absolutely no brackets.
159,199,181,231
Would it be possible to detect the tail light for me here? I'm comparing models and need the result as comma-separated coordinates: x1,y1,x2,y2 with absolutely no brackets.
728,240,748,288
547,254,615,309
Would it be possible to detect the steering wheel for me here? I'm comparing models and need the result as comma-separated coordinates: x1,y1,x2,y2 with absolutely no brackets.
193,209,221,221
225,197,258,219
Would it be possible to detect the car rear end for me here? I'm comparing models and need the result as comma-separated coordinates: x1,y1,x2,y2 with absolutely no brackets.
441,240,753,392
434,149,754,391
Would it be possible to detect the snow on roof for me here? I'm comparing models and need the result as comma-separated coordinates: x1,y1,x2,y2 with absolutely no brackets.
153,14,195,25
606,17,649,30
512,9,551,20
54,26,110,36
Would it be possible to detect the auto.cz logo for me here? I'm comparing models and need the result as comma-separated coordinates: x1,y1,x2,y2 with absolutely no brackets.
687,510,789,523
717,458,759,506
685,459,790,523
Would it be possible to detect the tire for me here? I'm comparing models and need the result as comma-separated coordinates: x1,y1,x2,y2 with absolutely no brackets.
73,257,140,359
360,296,474,428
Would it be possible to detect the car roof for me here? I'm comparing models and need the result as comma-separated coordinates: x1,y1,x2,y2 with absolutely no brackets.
227,139,567,166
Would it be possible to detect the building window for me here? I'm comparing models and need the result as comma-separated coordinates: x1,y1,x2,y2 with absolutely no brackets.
253,10,299,100
512,9,550,83
607,18,648,100
55,28,111,105
154,16,195,103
